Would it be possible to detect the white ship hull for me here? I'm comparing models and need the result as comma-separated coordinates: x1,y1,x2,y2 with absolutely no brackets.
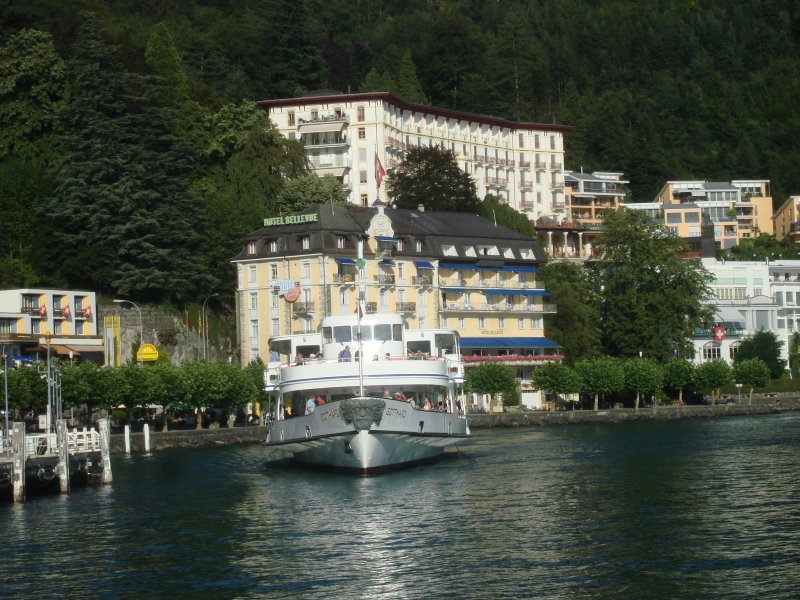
266,398,469,474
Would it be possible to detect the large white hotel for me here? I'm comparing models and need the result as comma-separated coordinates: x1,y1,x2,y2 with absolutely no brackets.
258,92,572,222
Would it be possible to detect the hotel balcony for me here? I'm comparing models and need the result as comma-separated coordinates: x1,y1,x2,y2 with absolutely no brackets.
297,114,349,134
293,302,315,314
441,302,557,314
519,160,531,168
373,273,395,285
520,201,535,210
308,157,351,177
534,161,547,170
365,302,377,313
473,154,486,163
396,302,416,313
486,177,508,187
519,181,533,190
334,274,356,284
412,275,433,286
550,162,563,171
550,183,565,191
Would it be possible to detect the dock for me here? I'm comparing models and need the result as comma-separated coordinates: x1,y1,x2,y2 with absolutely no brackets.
0,418,112,503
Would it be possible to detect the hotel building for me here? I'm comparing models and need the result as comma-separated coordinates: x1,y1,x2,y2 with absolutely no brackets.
772,195,800,242
0,289,102,363
232,203,562,409
258,92,572,222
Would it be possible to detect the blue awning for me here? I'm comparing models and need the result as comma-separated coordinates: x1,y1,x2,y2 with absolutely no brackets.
500,265,539,273
375,236,398,243
414,260,434,270
439,261,539,273
334,257,356,265
380,259,395,267
460,337,560,349
482,288,549,297
441,287,466,294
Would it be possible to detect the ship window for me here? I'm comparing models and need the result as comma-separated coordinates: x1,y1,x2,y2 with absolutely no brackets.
374,324,392,341
393,324,404,340
323,327,333,343
333,326,352,343
357,325,373,341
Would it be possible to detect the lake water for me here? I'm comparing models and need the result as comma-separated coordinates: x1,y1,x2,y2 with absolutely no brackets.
2,414,800,599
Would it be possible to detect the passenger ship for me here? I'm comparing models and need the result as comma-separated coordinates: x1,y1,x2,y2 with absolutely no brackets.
263,313,469,474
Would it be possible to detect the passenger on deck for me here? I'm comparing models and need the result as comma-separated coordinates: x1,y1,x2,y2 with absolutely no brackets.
338,345,352,361
269,348,280,362
393,392,405,402
294,352,304,365
305,397,317,415
316,394,326,406
422,397,434,411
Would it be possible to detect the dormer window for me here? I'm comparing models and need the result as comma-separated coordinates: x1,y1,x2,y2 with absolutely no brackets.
301,236,310,250
396,239,404,251
288,111,295,126
269,240,277,253
247,242,256,255
337,235,346,249
416,240,423,252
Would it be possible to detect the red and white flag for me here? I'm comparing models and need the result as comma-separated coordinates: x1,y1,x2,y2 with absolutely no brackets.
375,152,386,188
83,306,92,319
63,305,71,318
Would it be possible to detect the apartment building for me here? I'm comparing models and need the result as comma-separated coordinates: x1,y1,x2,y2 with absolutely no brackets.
0,289,102,363
232,203,562,408
258,92,572,222
772,195,800,242
628,179,773,251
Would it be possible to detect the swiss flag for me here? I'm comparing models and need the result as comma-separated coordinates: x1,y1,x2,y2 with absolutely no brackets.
63,305,71,318
375,152,386,188
713,326,725,342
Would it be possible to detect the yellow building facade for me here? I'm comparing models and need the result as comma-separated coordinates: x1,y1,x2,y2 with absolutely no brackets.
772,195,800,242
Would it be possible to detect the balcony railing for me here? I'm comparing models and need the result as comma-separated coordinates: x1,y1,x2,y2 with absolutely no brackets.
441,302,557,313
519,160,531,168
550,183,565,191
365,302,377,313
519,181,533,190
412,275,433,286
534,161,547,170
334,274,356,284
374,274,395,284
550,162,562,171
396,302,416,313
293,302,315,313
487,177,508,186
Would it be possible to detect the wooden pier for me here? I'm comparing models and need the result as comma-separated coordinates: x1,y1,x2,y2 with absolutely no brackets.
0,418,112,503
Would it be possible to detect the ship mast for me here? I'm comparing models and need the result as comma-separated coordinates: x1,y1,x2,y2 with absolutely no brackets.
356,237,366,397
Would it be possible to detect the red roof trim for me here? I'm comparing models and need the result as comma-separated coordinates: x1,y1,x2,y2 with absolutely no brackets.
257,92,573,133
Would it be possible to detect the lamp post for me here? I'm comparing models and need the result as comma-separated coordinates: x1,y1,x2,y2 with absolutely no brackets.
202,293,219,361
114,299,143,365
735,382,742,405
1,344,8,439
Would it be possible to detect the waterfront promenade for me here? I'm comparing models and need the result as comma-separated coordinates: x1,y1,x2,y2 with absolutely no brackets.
111,396,800,453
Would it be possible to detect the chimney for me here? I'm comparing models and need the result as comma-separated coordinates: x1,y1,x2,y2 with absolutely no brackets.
418,204,425,212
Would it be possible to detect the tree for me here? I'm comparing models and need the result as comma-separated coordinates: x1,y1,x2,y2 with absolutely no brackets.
478,196,535,237
662,358,695,405
387,145,479,213
695,360,733,404
145,23,189,106
575,356,625,410
44,17,212,302
465,360,518,412
276,175,347,213
0,28,67,160
734,330,786,379
593,209,715,361
395,50,426,103
622,358,663,409
540,262,602,364
530,362,583,409
733,358,770,405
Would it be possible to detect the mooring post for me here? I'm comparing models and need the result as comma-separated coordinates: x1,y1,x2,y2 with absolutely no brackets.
143,423,150,453
56,419,70,494
98,418,113,484
11,421,25,503
124,424,131,454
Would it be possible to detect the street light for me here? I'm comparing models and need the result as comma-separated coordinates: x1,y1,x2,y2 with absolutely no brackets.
1,344,8,439
202,293,219,361
735,382,743,404
114,299,143,365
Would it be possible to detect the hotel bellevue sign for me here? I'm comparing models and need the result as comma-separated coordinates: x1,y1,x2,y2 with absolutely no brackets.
263,213,318,227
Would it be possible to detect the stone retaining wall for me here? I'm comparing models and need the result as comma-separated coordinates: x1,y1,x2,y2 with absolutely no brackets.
111,398,800,453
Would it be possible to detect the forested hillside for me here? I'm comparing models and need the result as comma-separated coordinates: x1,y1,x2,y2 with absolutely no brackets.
2,0,798,303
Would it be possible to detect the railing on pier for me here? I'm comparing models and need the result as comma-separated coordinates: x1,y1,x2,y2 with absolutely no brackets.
22,428,102,459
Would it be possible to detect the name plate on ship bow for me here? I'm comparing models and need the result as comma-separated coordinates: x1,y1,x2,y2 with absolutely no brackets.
339,398,386,431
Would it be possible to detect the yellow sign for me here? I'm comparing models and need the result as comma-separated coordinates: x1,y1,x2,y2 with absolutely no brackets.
136,343,159,362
